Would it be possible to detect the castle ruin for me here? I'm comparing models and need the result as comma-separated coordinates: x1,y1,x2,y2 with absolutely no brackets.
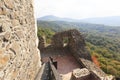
39,29,115,80
0,0,115,80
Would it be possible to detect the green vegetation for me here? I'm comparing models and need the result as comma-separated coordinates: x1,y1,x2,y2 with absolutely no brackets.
86,40,120,77
37,20,120,77
37,27,55,43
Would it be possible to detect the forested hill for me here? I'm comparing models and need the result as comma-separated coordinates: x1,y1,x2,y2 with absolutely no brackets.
37,20,120,40
38,15,120,26
37,20,120,77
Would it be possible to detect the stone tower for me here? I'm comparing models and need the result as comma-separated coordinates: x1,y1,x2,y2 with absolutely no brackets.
0,0,41,80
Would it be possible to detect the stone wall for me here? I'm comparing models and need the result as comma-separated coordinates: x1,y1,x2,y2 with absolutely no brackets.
52,29,92,60
51,29,115,80
0,0,41,80
38,36,46,51
71,68,91,80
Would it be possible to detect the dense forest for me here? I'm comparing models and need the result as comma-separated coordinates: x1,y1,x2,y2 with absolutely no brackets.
37,20,120,77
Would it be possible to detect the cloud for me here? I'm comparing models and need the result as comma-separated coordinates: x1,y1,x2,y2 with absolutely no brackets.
34,0,120,19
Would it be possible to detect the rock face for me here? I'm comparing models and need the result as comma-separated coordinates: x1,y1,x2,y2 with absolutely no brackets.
0,0,41,80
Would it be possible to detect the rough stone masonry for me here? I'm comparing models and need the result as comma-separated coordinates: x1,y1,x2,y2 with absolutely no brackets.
0,0,41,80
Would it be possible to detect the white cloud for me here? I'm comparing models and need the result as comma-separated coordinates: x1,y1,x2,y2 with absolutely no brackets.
34,0,120,19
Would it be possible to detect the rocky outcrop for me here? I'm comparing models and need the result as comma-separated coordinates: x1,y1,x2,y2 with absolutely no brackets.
0,0,41,80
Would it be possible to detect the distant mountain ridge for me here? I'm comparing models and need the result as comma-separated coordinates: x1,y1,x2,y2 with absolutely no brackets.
38,15,78,22
38,15,120,26
81,16,120,26
37,20,120,33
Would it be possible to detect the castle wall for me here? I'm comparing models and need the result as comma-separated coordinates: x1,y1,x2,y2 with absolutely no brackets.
0,0,41,80
51,29,110,80
51,29,92,60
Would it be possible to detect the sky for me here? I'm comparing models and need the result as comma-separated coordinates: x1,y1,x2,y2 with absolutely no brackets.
34,0,120,19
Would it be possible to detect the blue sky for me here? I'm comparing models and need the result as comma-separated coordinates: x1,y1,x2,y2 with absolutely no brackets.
34,0,120,19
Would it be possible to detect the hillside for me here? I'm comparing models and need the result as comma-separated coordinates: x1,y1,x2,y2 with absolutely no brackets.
38,15,78,22
37,20,120,77
37,20,120,40
38,15,120,26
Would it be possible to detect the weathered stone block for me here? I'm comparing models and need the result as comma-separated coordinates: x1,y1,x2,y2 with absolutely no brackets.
15,31,24,39
4,32,11,41
71,68,90,80
10,42,21,55
12,19,20,26
0,49,10,70
4,0,14,9
0,7,7,15
0,71,4,79
2,23,11,32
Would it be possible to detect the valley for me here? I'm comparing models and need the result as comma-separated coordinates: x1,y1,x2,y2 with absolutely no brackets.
37,20,120,77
